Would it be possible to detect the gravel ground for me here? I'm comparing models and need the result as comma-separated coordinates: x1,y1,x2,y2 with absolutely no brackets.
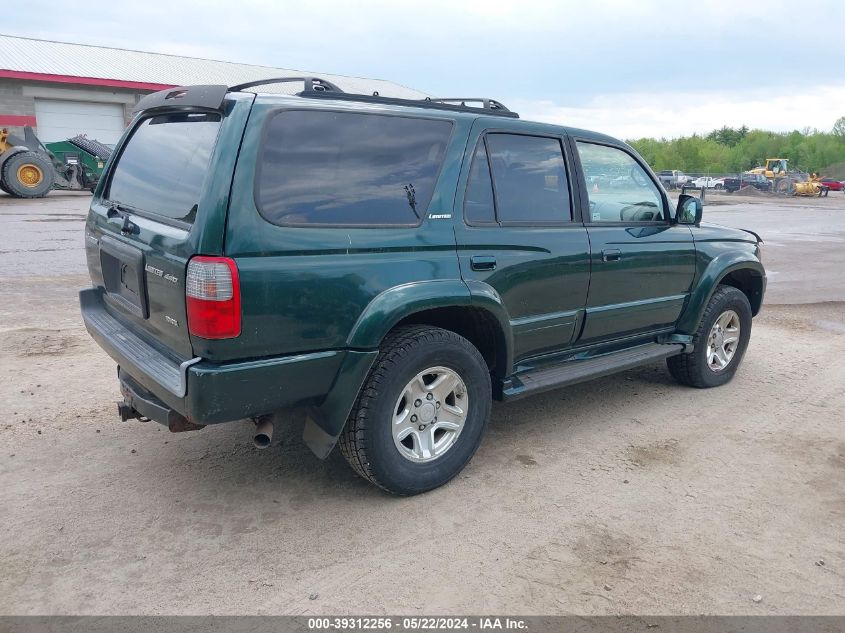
1,191,843,615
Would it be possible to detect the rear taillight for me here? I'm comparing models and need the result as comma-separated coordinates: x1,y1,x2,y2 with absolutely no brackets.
186,256,241,339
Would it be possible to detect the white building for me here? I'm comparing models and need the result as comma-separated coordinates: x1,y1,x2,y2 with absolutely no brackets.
0,34,426,144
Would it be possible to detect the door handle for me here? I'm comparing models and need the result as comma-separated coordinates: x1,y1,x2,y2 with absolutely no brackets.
602,249,622,262
470,255,497,271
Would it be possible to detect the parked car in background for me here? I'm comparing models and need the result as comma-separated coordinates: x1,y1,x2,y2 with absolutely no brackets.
691,176,725,190
724,173,771,193
658,170,691,189
819,178,844,192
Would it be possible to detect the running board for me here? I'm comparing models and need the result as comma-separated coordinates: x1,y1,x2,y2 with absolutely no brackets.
500,343,684,401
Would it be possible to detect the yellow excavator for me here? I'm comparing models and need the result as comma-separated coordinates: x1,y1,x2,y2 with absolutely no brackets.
748,158,826,196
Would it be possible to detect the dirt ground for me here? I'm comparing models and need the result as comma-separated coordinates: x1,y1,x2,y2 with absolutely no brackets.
1,191,843,615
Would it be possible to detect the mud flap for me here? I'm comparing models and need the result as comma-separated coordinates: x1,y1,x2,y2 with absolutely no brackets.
302,350,377,459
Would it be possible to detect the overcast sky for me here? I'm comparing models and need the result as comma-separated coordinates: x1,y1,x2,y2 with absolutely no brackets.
7,0,845,139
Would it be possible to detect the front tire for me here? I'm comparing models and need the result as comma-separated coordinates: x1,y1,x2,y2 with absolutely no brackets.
339,325,492,495
667,285,752,388
1,151,54,198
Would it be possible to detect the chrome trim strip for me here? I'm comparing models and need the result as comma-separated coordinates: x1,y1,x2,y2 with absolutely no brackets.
178,357,202,398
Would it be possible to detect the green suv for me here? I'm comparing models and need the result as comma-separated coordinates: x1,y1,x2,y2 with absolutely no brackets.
80,78,765,495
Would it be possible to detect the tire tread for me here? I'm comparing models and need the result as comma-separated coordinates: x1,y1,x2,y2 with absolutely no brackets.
667,285,750,388
339,325,489,494
1,151,54,198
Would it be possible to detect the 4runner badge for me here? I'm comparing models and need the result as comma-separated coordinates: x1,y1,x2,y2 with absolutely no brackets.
165,316,179,327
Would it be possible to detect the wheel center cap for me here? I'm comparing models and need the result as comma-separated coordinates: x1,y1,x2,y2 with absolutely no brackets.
714,330,725,347
418,402,436,423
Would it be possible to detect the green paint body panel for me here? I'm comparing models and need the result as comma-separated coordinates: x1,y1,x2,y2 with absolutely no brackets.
578,225,695,342
188,351,347,423
45,139,108,176
676,223,766,333
80,89,766,457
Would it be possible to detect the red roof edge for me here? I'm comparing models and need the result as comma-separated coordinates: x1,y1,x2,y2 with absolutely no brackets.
0,69,176,91
0,114,37,126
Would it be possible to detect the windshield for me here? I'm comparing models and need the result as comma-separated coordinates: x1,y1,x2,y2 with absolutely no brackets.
106,112,221,225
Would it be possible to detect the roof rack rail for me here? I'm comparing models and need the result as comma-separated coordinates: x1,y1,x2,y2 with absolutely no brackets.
132,80,519,119
297,90,519,118
427,98,512,113
228,76,343,93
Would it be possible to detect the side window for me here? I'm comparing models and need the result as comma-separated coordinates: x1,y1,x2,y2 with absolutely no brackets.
464,141,496,224
257,110,452,226
486,134,571,224
576,142,665,223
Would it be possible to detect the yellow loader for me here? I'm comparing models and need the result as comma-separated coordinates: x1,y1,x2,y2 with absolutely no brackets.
748,158,826,196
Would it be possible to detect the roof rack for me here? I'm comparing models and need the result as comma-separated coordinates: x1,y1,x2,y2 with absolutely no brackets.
226,76,517,117
427,98,512,113
133,77,518,118
296,88,519,118
228,76,343,93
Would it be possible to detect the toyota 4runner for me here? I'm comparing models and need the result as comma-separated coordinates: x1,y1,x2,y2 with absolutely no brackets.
81,78,765,495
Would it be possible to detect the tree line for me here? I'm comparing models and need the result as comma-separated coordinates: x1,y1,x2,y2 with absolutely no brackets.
628,116,845,176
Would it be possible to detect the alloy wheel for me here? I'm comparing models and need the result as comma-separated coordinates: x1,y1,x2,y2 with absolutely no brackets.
392,366,468,462
707,309,741,372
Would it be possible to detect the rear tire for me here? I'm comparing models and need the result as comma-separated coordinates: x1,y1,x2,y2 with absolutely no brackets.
339,325,492,495
1,151,54,198
667,285,752,388
775,178,795,195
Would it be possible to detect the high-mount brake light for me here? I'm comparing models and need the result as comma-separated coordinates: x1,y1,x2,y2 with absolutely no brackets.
186,256,241,339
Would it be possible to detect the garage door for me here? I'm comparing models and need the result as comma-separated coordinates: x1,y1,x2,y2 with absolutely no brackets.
34,99,126,145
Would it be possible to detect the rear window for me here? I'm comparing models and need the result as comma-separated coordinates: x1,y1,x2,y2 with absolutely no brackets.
256,110,452,226
107,112,221,225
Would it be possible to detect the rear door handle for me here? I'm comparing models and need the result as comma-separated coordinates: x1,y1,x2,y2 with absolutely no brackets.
602,249,622,262
470,255,497,271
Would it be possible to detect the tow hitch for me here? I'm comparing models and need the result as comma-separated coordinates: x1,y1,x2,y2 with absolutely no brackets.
117,400,145,422
117,368,206,433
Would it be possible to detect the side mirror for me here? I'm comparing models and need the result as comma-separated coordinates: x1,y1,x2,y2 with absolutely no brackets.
676,194,703,225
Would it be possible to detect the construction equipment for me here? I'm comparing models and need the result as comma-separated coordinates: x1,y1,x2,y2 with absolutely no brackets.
749,158,790,180
791,174,828,197
0,126,111,198
747,158,825,196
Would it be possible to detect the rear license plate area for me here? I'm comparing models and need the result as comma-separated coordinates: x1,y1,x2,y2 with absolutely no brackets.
99,235,148,319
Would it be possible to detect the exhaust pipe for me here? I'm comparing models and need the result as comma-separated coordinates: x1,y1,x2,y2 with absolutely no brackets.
253,417,274,449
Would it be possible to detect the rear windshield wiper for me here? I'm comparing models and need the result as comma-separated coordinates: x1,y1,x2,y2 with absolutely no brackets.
105,201,139,235
106,201,131,219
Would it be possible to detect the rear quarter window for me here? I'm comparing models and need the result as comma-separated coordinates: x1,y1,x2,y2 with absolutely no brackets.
107,112,221,225
256,110,452,226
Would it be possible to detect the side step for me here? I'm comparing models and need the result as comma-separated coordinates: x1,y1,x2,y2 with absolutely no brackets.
501,343,684,401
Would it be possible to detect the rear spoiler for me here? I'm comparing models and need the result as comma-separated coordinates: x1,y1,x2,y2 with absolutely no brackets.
132,85,229,114
132,77,341,114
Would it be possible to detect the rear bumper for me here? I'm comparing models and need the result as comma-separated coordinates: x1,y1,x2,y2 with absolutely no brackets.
80,287,359,425
80,288,198,398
